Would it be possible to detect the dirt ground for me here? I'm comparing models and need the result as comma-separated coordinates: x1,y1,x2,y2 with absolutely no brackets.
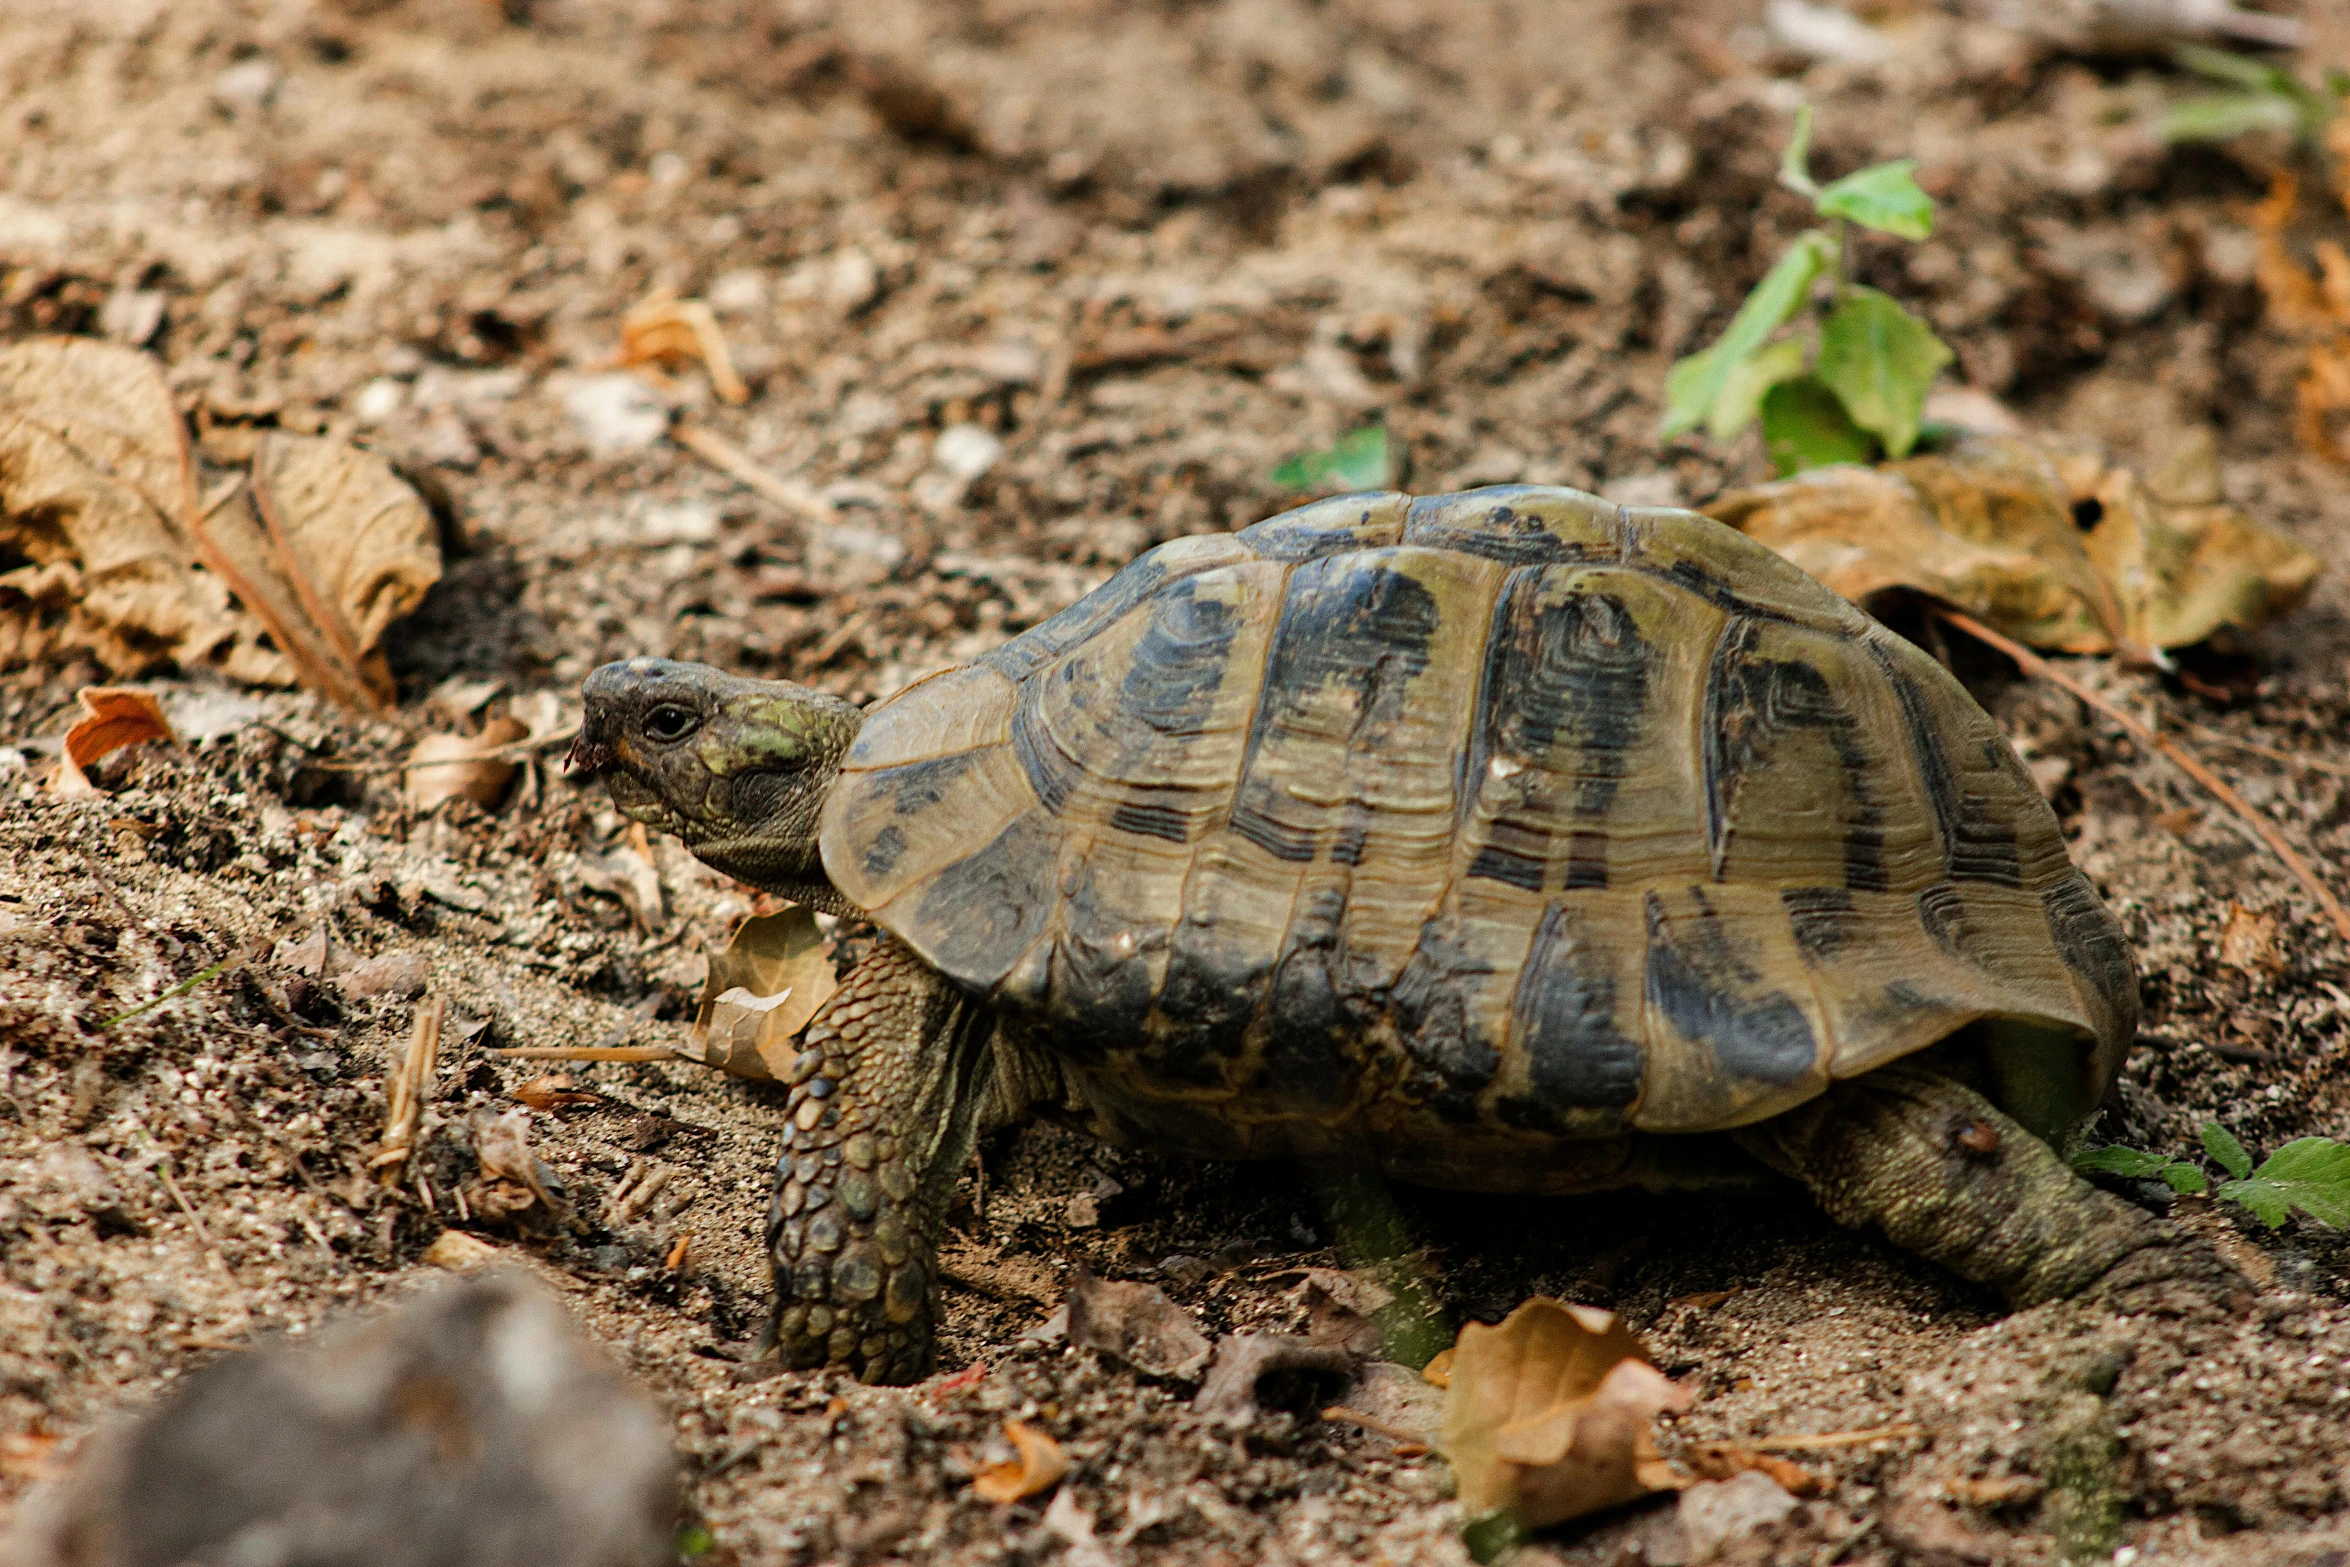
4,1,2350,1563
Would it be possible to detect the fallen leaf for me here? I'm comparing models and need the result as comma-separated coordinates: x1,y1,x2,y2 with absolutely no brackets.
421,1230,504,1272
1295,1269,1392,1358
50,686,177,795
1066,1267,1213,1381
335,950,429,1001
619,291,749,405
405,716,528,812
684,905,841,1079
1947,1474,2044,1507
2217,903,2287,978
510,1074,606,1111
1703,433,2319,657
1194,1333,1356,1426
464,1105,570,1228
969,1418,1069,1503
1440,1298,1693,1531
1422,1347,1455,1389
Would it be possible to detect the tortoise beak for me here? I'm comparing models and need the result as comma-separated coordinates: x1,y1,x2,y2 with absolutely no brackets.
564,719,615,777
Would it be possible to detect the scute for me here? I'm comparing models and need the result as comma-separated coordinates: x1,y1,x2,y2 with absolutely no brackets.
820,486,2137,1165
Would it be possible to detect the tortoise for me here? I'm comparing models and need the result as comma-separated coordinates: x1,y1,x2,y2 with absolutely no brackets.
572,485,2210,1384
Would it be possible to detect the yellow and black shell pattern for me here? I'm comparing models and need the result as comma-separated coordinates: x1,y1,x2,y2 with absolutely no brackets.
820,488,2136,1159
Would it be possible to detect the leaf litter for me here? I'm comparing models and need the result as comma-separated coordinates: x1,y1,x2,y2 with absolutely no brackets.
968,1418,1070,1504
49,686,175,797
0,337,441,710
1704,431,2318,660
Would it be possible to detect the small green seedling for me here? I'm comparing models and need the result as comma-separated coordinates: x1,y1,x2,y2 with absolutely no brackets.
1662,107,1952,476
2158,46,2348,148
1272,425,1392,492
2073,1121,2350,1229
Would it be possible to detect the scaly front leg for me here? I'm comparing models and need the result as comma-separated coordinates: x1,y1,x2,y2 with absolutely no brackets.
767,937,991,1382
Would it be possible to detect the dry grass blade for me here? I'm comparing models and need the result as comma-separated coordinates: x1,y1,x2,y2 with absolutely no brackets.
1934,609,2350,945
1744,1425,1923,1451
376,995,444,1187
671,423,834,524
2180,725,2350,780
489,1045,680,1062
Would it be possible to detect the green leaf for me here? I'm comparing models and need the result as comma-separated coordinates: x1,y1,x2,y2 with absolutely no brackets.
1778,104,1819,197
1814,160,1936,240
1660,232,1832,439
1759,376,1875,476
2175,43,2288,89
2220,1138,2350,1229
677,1525,717,1558
2160,90,2305,143
1707,337,1808,442
2201,1122,2254,1180
1272,426,1392,492
2070,1146,2210,1194
1814,287,1951,458
1327,425,1392,490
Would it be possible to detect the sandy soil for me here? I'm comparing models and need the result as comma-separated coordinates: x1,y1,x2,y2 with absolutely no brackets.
2,1,2348,1563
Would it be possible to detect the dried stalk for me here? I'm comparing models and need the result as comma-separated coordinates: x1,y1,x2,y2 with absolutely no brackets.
670,424,834,525
377,995,445,1187
1934,609,2350,944
490,1045,680,1062
1746,1426,1923,1452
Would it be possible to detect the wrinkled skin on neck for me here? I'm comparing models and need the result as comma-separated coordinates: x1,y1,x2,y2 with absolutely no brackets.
568,657,864,913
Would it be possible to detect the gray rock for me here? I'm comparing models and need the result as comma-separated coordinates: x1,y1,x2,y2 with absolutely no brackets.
4,1273,676,1567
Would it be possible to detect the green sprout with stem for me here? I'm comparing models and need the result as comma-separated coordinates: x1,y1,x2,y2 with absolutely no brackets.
2073,1121,2350,1229
1662,106,1953,476
2158,46,2349,150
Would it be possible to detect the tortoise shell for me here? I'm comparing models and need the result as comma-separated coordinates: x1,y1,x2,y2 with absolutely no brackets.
819,488,2136,1156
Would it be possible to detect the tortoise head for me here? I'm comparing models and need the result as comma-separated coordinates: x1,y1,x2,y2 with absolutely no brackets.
571,658,863,898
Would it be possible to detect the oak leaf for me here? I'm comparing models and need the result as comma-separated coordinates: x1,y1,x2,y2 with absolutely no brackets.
1440,1299,1691,1531
684,905,842,1079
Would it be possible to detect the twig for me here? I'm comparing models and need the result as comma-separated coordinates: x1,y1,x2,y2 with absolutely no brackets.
1934,609,2350,945
377,996,445,1187
670,424,834,525
2180,724,2350,780
155,1160,219,1253
490,1045,680,1062
1320,1406,1432,1449
1746,1425,1923,1451
104,938,269,1030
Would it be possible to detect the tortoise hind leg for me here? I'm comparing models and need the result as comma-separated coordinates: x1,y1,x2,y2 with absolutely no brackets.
766,937,992,1382
1730,1064,2221,1307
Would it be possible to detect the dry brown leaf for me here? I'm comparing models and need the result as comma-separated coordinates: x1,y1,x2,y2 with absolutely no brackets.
1422,1346,1455,1389
1066,1267,1213,1380
1947,1474,2045,1508
509,1074,606,1111
1704,433,2319,658
248,433,441,704
969,1418,1069,1503
2217,903,2287,978
420,1230,505,1272
683,905,841,1079
0,338,258,678
2249,158,2350,464
1439,1298,1693,1530
405,716,528,812
0,338,440,708
619,291,749,405
51,686,176,796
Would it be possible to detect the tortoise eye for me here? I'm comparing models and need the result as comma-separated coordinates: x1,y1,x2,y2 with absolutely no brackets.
642,704,701,744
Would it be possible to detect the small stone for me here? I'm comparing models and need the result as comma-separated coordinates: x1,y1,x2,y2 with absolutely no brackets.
420,1230,503,1272
560,373,668,456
